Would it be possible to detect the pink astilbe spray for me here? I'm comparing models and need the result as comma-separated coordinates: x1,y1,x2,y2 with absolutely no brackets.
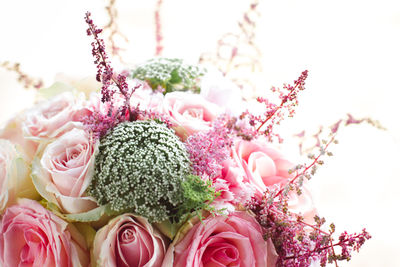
185,115,234,178
84,12,141,138
248,196,371,267
246,130,371,266
240,70,308,142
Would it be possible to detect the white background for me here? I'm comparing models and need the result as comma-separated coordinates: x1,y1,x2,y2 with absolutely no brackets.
0,1,399,266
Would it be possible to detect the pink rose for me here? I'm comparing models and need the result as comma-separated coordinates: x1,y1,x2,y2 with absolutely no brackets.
22,91,91,141
162,92,222,139
232,138,316,220
163,211,277,267
32,128,98,214
93,213,168,267
0,199,89,267
0,139,39,213
232,138,293,194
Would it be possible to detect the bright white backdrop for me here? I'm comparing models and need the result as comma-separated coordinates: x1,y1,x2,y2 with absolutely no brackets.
0,1,399,266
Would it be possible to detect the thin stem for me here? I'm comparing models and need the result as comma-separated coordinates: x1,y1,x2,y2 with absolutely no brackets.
273,135,335,199
86,16,133,120
154,0,163,56
255,79,302,132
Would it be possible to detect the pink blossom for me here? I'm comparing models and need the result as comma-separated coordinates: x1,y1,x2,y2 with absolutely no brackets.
212,159,256,209
0,199,89,267
210,178,236,212
163,211,278,267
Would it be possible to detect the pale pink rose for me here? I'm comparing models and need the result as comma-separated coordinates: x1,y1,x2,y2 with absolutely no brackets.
200,69,244,116
232,138,316,220
163,211,278,267
0,140,39,213
0,113,38,160
232,138,293,194
0,199,89,267
32,128,98,214
22,91,91,141
93,213,168,267
162,92,222,139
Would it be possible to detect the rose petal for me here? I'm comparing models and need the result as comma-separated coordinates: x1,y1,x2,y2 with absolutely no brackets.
0,199,89,267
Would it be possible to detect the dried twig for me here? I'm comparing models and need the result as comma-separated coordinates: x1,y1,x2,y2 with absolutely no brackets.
103,0,129,62
295,114,386,155
199,0,262,91
154,0,164,56
0,61,43,89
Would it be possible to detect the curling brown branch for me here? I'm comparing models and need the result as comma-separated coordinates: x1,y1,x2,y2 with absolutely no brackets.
0,61,43,89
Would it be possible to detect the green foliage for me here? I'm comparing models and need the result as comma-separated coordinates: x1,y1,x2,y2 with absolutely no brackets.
154,175,220,239
131,58,206,94
173,174,220,223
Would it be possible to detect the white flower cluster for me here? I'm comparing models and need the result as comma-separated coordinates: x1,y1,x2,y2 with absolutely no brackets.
89,120,191,222
132,58,206,93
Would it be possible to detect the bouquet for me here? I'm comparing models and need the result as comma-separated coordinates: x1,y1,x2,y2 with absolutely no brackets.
0,11,373,267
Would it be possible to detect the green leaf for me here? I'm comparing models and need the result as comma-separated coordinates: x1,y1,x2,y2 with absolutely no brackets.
62,204,116,222
169,68,182,84
39,197,117,223
153,219,184,240
73,222,97,250
37,82,75,100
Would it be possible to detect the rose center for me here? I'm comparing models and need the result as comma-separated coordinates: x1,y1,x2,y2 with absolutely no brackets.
116,223,152,267
119,227,136,244
203,241,239,266
183,108,203,120
20,228,50,264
